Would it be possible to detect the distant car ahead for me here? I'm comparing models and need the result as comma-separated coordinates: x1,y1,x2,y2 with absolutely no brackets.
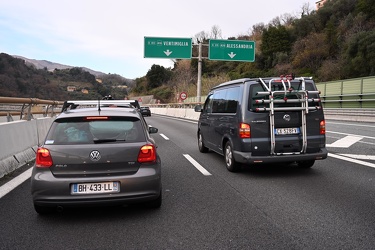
30,100,161,214
140,106,151,116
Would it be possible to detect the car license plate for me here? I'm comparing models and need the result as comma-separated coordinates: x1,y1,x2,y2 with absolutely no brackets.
275,127,300,135
71,182,120,195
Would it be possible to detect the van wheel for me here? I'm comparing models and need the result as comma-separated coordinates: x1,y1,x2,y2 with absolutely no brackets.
198,131,209,153
297,160,315,168
224,142,240,172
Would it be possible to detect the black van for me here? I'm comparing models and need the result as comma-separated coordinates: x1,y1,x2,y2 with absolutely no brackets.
195,76,328,172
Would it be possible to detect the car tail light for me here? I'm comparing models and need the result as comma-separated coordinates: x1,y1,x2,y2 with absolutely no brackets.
36,147,53,167
239,123,251,138
320,120,326,135
138,144,156,163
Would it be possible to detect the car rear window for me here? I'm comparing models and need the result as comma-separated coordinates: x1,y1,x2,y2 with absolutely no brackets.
45,117,145,145
249,81,321,111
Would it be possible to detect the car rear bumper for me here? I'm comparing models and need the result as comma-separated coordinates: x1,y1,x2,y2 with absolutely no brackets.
31,165,161,208
233,148,328,164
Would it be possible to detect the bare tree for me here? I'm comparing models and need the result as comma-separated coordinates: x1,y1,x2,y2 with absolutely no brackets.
300,2,313,17
193,31,209,44
210,25,222,39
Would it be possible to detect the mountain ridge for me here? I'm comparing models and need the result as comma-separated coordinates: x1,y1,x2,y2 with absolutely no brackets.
12,55,119,78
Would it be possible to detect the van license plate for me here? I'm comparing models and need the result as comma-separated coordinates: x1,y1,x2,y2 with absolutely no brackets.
275,127,300,135
71,182,120,195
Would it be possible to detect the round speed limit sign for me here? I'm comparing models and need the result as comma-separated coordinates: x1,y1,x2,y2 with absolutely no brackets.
180,92,187,100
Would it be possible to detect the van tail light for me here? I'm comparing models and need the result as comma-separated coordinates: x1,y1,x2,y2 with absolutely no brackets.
320,120,326,135
36,147,53,167
138,144,157,163
239,123,251,138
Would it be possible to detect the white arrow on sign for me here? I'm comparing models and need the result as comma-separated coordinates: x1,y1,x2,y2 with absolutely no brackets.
228,52,236,58
164,50,173,56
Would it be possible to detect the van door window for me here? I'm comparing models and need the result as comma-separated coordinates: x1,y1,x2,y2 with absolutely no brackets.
212,87,239,113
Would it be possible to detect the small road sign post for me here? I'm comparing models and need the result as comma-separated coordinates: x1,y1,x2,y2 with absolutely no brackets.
209,39,255,62
179,92,187,101
144,37,192,59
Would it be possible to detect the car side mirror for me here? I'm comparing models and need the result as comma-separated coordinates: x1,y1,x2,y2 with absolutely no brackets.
194,105,202,112
149,127,158,134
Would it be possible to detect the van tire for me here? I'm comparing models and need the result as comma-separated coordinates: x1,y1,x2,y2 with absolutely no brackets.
297,160,315,168
224,141,240,172
198,131,209,153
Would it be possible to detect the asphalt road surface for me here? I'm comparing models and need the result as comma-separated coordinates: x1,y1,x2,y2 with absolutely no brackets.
0,116,374,250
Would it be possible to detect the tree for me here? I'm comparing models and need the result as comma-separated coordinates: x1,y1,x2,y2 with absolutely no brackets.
146,65,172,90
291,32,330,74
342,30,375,77
261,25,293,68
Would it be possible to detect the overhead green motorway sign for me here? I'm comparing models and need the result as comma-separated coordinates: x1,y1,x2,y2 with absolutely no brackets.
209,39,255,62
144,37,192,59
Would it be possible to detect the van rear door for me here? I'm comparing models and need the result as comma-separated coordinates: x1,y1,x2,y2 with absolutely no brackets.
247,80,324,156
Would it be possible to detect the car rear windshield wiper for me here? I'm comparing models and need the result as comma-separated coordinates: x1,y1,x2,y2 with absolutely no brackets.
93,138,126,143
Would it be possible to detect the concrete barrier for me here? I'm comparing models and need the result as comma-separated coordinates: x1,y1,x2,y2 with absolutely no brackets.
0,117,54,178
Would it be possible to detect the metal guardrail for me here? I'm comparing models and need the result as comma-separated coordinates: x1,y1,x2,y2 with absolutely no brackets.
0,97,63,122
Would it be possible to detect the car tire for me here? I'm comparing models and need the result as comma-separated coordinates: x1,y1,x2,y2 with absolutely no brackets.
145,191,162,209
34,204,53,215
224,141,240,172
297,160,315,168
198,131,209,153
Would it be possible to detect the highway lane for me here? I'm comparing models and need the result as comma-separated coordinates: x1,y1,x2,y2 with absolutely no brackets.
0,116,374,249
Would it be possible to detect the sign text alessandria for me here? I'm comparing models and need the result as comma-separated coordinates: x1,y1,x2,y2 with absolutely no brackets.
209,39,255,62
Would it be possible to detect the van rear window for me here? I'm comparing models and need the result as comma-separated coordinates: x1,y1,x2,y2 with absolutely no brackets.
249,81,321,111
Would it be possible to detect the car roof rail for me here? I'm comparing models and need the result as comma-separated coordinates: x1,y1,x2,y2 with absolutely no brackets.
61,100,137,112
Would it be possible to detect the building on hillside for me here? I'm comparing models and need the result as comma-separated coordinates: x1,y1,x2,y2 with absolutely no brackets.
67,86,76,92
316,0,328,10
81,89,89,94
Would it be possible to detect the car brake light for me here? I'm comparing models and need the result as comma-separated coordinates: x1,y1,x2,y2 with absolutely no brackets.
320,120,326,135
85,116,108,120
138,144,156,163
239,123,251,138
36,147,53,167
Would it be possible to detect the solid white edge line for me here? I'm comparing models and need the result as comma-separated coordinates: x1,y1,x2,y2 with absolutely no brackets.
329,153,375,169
0,168,33,199
159,134,169,140
183,154,212,176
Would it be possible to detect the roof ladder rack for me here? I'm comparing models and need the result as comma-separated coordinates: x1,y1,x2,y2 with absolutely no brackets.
255,77,321,155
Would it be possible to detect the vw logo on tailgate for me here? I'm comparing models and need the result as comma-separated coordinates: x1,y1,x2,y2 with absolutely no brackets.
283,114,291,122
90,150,101,161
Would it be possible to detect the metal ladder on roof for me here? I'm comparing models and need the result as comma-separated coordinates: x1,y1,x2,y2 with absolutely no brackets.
255,75,321,155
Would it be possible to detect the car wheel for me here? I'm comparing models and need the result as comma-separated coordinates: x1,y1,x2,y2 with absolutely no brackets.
34,204,53,215
145,191,162,209
297,160,315,168
224,141,240,172
198,131,209,153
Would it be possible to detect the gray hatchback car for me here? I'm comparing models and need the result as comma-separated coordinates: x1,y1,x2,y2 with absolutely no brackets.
31,100,161,214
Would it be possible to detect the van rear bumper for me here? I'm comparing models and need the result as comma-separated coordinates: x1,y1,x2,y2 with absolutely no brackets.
233,148,328,164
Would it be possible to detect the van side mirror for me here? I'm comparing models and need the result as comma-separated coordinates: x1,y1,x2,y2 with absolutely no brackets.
194,105,202,112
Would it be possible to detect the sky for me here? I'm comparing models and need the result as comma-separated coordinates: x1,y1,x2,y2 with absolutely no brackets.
0,0,318,79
